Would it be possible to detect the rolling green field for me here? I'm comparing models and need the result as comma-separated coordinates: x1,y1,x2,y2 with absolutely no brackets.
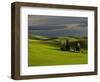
28,36,88,66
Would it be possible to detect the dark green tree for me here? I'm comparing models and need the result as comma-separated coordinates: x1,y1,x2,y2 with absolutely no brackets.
65,40,70,51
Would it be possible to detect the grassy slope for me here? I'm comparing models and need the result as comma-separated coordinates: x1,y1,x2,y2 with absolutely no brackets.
28,39,88,66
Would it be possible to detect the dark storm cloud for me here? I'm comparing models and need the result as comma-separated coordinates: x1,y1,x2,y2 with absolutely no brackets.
28,15,87,28
28,15,88,37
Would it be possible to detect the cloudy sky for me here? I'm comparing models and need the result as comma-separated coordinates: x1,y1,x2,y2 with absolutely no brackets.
28,15,88,37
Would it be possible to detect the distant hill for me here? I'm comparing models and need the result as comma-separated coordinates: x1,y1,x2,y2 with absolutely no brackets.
28,26,87,38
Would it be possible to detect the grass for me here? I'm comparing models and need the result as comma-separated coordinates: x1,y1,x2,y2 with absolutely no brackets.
28,38,88,66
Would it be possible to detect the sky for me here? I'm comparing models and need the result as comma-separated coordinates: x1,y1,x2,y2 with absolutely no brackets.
28,15,88,37
28,15,87,26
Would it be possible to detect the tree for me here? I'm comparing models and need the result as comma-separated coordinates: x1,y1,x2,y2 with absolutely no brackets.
65,40,70,51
